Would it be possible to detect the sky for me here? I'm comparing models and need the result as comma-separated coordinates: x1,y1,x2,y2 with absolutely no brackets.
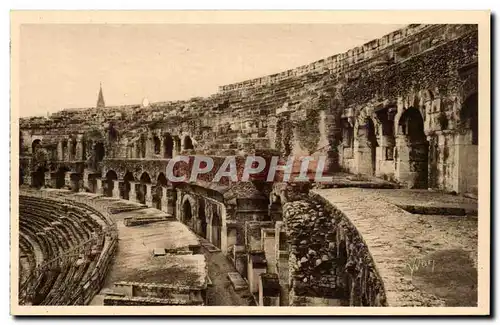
18,23,405,117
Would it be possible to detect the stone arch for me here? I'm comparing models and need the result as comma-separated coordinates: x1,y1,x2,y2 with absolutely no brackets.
396,107,428,188
183,135,194,151
122,171,135,200
181,194,196,226
163,133,174,158
153,172,168,210
31,139,41,155
104,170,118,197
140,172,151,183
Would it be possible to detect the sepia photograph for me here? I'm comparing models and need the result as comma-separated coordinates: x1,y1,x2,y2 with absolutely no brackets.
10,10,490,316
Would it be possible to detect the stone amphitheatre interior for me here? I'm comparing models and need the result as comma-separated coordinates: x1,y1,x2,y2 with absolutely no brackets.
18,24,479,307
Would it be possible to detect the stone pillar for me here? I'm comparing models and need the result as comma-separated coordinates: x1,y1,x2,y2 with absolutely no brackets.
160,137,166,158
454,132,478,194
353,136,374,176
57,141,63,161
160,186,169,213
395,135,412,187
132,143,138,159
75,137,83,161
275,221,289,306
129,181,138,203
46,172,53,188
206,214,213,243
375,135,395,177
262,228,277,273
220,205,228,255
259,273,280,306
96,178,102,194
145,184,153,207
63,142,69,161
64,172,71,188
145,135,152,158
83,170,90,190
112,180,120,198
173,139,180,157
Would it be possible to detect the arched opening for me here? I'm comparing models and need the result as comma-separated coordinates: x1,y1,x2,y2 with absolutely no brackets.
95,142,105,162
211,210,222,249
122,171,135,200
70,138,77,161
398,107,428,188
182,199,193,226
105,170,118,197
31,167,46,188
31,139,41,155
197,200,207,238
138,172,151,204
153,135,161,155
183,136,194,151
153,173,168,210
55,167,68,189
163,133,174,158
61,139,68,160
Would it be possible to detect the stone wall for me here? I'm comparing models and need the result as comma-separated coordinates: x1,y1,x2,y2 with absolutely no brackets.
282,192,387,306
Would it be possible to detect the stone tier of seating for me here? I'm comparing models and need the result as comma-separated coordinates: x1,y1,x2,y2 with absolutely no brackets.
18,192,118,306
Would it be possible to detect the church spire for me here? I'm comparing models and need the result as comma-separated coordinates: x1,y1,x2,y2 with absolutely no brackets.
96,82,105,108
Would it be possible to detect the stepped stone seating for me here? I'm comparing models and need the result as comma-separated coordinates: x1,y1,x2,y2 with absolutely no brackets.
18,191,118,306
